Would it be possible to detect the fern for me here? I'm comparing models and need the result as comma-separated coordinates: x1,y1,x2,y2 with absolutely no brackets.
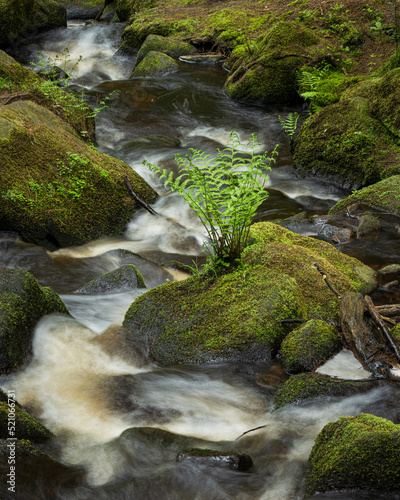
278,112,300,141
144,131,279,269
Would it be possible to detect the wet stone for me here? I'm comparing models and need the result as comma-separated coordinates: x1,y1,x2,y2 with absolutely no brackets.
177,449,253,471
331,228,354,244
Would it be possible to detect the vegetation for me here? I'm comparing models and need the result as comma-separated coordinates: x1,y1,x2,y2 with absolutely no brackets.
145,131,278,270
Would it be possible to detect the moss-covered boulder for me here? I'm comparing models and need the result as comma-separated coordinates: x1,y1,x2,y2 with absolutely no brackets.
281,320,342,374
0,391,51,441
223,21,323,106
342,67,400,141
0,100,157,249
243,222,377,322
0,0,66,49
135,34,196,65
305,414,400,496
273,374,381,410
75,264,146,294
116,0,156,22
118,19,176,54
0,267,69,373
123,267,307,366
293,97,400,189
0,439,84,497
131,51,180,78
329,176,400,217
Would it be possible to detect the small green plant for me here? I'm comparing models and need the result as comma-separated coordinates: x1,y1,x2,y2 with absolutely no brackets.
279,112,300,148
144,131,278,272
297,64,329,113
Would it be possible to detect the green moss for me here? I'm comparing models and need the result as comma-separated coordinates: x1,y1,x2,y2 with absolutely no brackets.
0,0,66,48
120,18,176,52
0,268,69,373
76,264,146,293
135,34,196,65
123,267,307,366
0,402,51,441
281,319,342,374
329,175,400,216
305,413,400,496
293,96,400,188
273,374,381,410
244,222,377,321
0,100,157,249
223,21,323,105
131,51,179,77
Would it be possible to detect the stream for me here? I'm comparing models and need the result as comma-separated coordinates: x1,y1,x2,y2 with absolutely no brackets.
1,20,400,500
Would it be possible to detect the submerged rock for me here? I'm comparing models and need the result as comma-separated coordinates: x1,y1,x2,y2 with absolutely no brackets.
0,267,68,373
356,212,381,239
131,51,180,77
75,264,146,294
177,448,253,471
305,413,400,496
281,320,342,374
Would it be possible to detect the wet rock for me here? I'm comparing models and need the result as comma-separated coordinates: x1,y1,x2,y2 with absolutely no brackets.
0,439,84,498
329,176,400,217
224,22,322,105
0,0,67,49
357,212,381,239
281,319,342,374
0,390,51,442
117,135,181,152
0,268,69,373
131,51,180,78
331,228,354,244
177,449,253,471
317,223,344,241
74,264,146,294
135,34,197,66
0,99,157,249
293,97,395,190
179,54,224,65
272,373,381,410
305,414,400,496
376,264,400,284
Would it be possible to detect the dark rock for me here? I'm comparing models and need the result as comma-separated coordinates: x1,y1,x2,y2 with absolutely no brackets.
177,448,253,471
74,264,146,294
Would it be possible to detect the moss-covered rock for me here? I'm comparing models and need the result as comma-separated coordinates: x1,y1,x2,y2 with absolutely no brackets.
116,0,156,22
135,34,196,65
119,19,176,54
123,267,307,366
223,21,323,106
342,67,400,140
0,100,157,249
243,222,377,322
0,400,51,441
273,373,381,410
0,439,84,497
305,413,400,496
293,97,400,189
75,264,146,294
0,0,66,49
0,267,69,373
131,50,180,78
356,212,381,239
281,320,342,374
329,176,400,216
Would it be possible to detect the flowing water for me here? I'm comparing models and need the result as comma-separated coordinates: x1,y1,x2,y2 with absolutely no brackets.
1,20,400,500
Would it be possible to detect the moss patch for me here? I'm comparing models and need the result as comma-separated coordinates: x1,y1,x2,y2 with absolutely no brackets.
131,51,180,78
281,319,342,374
0,267,69,373
305,413,400,496
0,100,157,249
273,373,381,410
329,176,400,216
244,222,377,322
136,34,196,65
123,267,307,366
0,401,51,441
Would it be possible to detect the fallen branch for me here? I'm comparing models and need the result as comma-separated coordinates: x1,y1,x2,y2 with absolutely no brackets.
313,262,342,299
376,304,400,317
123,175,158,216
365,295,400,363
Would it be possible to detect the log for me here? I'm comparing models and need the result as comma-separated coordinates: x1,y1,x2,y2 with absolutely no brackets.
123,175,158,216
365,295,400,364
340,292,396,377
376,304,400,317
